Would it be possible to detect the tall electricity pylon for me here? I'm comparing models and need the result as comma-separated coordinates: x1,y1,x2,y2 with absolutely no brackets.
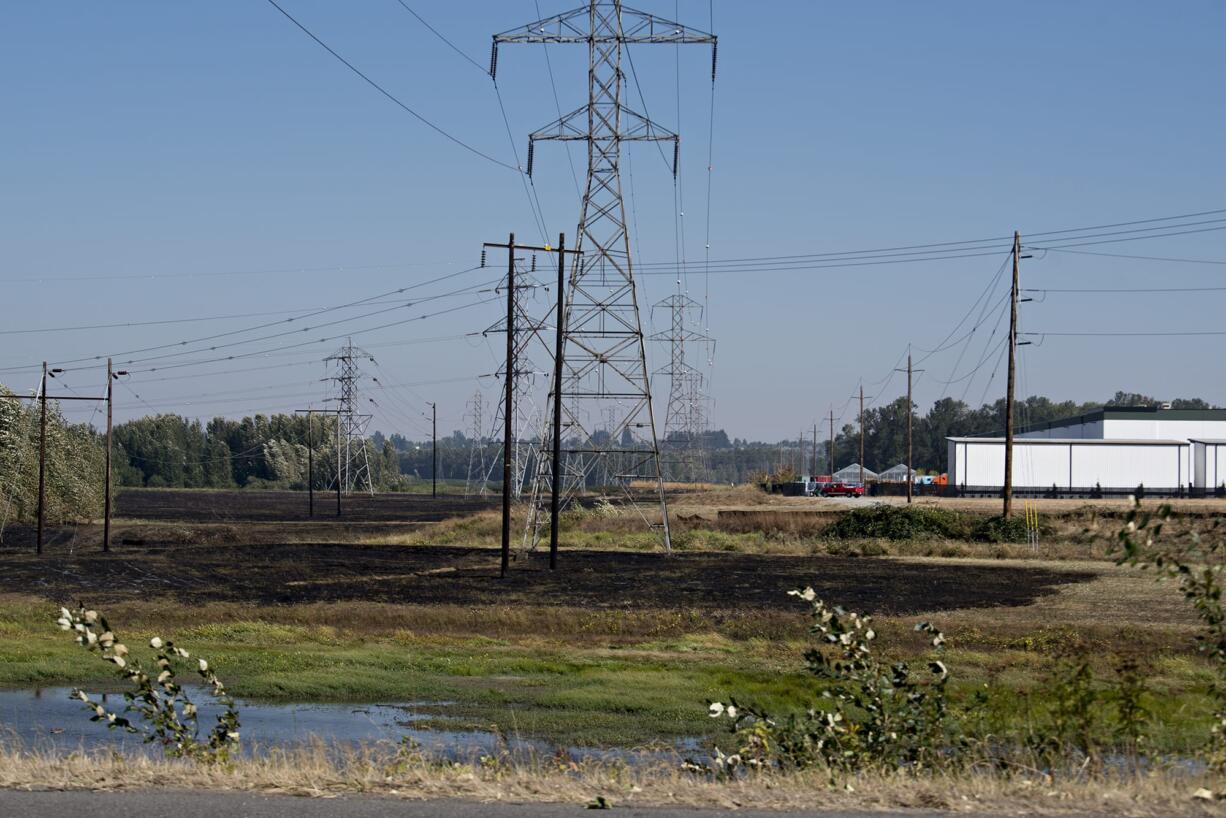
493,2,717,552
651,289,712,483
480,258,553,498
324,338,374,495
463,390,487,497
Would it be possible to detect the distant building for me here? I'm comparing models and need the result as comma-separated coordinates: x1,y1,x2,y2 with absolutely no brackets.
877,463,917,483
948,407,1226,494
832,464,877,484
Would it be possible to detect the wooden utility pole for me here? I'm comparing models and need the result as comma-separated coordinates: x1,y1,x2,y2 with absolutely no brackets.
828,409,835,478
294,408,328,517
429,401,438,499
483,233,580,575
1004,231,1020,518
500,231,514,576
811,422,817,478
906,353,914,504
859,385,865,487
104,359,113,552
37,363,47,555
23,363,106,553
894,352,924,504
335,410,342,517
307,415,314,516
548,233,576,571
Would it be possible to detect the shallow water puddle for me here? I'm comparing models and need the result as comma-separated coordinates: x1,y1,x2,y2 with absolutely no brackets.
0,687,697,763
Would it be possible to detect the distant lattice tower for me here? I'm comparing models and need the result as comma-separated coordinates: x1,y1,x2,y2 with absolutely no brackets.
463,390,487,497
480,258,553,497
324,338,374,495
651,289,712,483
493,1,717,552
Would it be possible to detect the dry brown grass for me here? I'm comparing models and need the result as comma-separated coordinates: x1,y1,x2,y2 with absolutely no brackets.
0,744,1221,816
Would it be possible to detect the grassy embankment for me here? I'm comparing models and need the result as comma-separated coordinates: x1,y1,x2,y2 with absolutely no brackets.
0,553,1216,752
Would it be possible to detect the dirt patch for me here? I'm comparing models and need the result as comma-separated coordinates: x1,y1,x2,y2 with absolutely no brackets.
0,541,1092,615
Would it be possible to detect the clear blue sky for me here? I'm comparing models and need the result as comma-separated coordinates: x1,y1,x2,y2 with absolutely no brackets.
2,1,1224,441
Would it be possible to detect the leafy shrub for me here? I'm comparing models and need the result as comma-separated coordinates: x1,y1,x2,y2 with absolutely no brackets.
824,505,969,541
56,605,240,762
825,505,1040,544
971,514,1032,544
706,588,952,774
1114,497,1226,771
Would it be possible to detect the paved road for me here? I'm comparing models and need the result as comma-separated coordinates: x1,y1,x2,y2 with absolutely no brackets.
0,790,974,818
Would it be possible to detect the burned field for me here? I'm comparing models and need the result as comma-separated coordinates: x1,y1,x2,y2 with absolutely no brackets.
0,487,1093,614
115,487,496,524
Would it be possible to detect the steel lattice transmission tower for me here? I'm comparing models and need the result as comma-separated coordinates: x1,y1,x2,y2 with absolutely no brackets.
480,258,553,498
492,2,717,552
463,390,487,497
651,289,712,483
324,338,375,495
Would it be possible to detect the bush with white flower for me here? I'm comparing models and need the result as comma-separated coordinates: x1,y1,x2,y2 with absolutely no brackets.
705,587,952,773
55,605,240,762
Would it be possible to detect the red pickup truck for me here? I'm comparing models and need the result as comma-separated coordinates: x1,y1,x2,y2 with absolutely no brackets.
819,481,865,498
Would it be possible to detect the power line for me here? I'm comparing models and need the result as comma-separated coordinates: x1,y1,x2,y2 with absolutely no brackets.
1024,330,1226,337
385,0,549,243
261,0,518,172
0,268,489,374
1029,247,1226,266
0,259,462,285
50,296,500,378
0,297,451,337
391,0,486,71
1023,286,1226,294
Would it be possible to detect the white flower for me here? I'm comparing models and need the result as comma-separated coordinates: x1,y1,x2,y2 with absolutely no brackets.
56,618,71,631
85,631,98,646
113,644,128,657
59,607,71,620
110,656,126,668
708,702,725,717
149,637,163,650
725,705,738,719
84,611,98,624
1126,520,1137,532
198,659,209,673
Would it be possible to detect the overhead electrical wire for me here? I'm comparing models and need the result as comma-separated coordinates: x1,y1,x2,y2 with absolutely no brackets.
55,296,500,378
533,0,582,196
1028,247,1226,266
0,259,464,285
261,0,517,171
1023,286,1226,294
1023,330,1226,338
0,268,490,374
388,0,549,242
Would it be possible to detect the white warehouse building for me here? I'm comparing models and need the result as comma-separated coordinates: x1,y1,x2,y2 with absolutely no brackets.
947,407,1226,495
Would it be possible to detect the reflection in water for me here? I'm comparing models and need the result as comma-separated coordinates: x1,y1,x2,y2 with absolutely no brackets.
0,687,697,764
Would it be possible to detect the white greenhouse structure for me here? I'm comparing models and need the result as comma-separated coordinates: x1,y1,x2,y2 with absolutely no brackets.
832,464,876,484
877,464,917,483
947,407,1226,495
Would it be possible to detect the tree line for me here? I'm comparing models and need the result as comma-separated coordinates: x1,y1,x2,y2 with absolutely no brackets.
1,386,1216,501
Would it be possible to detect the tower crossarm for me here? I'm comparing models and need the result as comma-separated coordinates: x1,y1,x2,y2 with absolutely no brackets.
491,4,716,50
